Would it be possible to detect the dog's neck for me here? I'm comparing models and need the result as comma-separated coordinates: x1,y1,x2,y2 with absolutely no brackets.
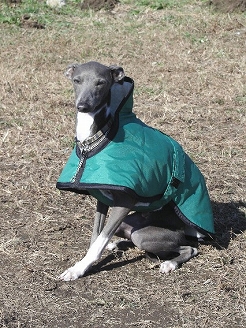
76,105,111,142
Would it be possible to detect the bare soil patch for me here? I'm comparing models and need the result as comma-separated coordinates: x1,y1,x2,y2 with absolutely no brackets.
211,0,246,12
0,1,245,327
81,0,119,11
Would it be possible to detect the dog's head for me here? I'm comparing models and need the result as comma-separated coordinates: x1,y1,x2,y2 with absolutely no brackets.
65,61,125,113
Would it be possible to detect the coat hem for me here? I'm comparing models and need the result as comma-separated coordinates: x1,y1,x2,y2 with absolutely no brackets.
56,181,163,203
169,200,215,236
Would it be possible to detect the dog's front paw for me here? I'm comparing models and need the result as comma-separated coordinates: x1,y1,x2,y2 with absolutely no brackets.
58,264,85,281
159,260,178,274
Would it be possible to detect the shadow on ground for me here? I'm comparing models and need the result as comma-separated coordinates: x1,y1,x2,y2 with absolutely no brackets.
88,253,145,276
212,200,246,249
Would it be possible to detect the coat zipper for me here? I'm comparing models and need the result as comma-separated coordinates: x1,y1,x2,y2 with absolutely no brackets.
70,144,90,185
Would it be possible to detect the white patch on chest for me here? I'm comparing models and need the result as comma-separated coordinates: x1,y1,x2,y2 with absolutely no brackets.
76,112,94,142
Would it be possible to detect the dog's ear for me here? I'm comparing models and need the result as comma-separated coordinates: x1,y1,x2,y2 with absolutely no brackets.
65,64,78,80
109,65,125,82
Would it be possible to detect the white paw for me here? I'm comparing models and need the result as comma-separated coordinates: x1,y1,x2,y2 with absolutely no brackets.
191,247,198,257
58,264,85,281
106,241,118,251
159,260,178,274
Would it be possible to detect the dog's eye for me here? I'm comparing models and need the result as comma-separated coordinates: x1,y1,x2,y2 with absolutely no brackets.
96,80,106,86
73,78,81,84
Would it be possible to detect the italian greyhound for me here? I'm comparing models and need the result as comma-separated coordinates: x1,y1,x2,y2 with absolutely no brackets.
59,61,199,281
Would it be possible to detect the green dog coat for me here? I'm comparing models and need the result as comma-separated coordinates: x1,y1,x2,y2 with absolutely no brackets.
57,77,214,235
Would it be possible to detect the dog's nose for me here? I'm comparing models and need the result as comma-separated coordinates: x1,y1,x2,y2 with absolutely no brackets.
77,104,91,113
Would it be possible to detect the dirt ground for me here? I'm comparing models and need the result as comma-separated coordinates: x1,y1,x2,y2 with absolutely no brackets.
0,0,246,327
211,0,246,12
82,0,246,12
81,0,119,11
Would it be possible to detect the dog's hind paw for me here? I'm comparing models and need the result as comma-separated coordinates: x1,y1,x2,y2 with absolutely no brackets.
106,241,118,251
159,260,178,274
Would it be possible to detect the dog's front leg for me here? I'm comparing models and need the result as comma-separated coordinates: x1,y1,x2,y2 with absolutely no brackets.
90,201,108,246
59,192,136,281
59,207,132,281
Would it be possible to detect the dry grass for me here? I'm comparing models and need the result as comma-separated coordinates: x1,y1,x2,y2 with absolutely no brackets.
0,0,245,327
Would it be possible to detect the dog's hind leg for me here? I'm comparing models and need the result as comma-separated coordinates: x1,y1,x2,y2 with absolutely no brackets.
123,210,198,274
159,246,198,274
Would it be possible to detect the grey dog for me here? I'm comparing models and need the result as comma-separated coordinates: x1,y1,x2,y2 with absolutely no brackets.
57,61,214,281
